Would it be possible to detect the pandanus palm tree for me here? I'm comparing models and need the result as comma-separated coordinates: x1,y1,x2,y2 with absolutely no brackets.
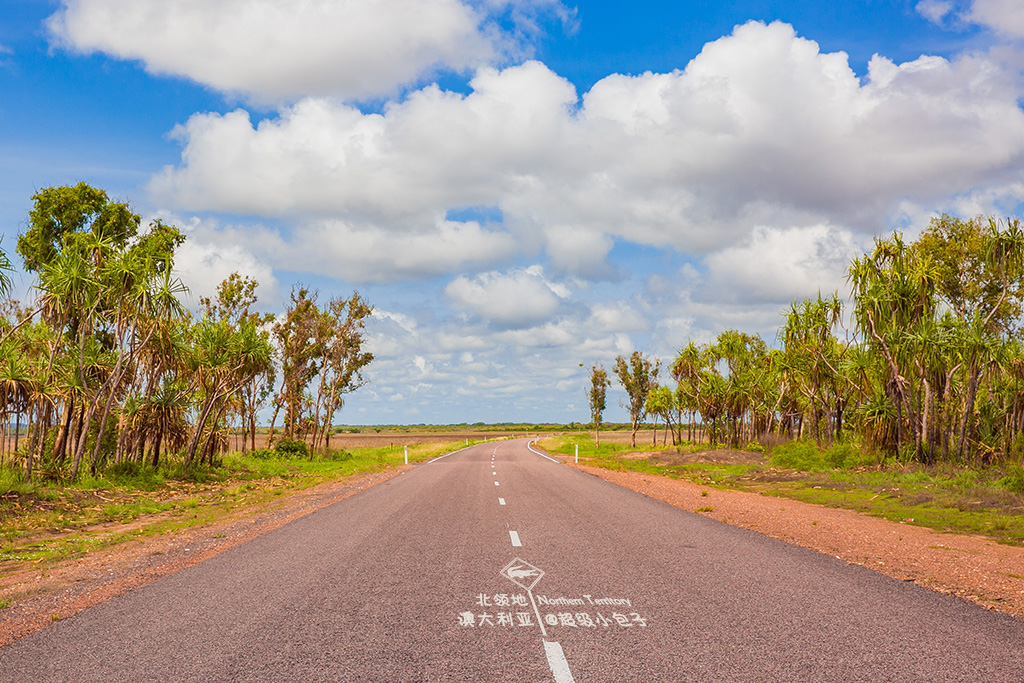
143,381,190,468
184,319,273,467
0,350,33,468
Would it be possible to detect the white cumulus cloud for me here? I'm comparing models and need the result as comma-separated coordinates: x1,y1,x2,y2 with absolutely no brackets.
150,21,1024,284
445,265,568,328
47,0,495,102
968,0,1024,38
173,237,280,311
702,225,863,305
916,0,955,25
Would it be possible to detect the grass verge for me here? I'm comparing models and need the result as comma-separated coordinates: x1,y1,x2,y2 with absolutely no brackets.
542,434,1024,545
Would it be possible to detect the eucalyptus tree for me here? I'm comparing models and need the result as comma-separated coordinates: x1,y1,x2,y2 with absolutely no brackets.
268,286,320,443
588,364,610,446
310,293,373,451
614,351,659,447
931,218,1024,462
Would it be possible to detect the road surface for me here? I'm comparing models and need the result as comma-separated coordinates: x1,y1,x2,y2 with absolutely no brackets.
3,438,1024,681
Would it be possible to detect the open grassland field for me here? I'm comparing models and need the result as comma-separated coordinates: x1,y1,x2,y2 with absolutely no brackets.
237,429,529,452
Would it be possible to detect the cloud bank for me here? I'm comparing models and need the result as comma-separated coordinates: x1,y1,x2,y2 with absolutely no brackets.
148,21,1024,284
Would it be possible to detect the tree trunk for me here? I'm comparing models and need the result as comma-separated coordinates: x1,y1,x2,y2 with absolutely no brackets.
185,401,216,466
920,379,931,464
249,413,257,453
24,404,33,482
53,399,73,466
266,400,282,448
957,366,983,463
151,425,164,468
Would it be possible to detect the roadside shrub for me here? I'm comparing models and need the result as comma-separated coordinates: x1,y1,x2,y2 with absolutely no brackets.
770,440,827,471
823,442,862,468
166,462,213,483
273,438,310,458
952,469,980,489
105,461,142,480
998,466,1024,495
104,461,164,489
249,448,276,460
325,449,353,462
0,466,30,495
743,441,765,453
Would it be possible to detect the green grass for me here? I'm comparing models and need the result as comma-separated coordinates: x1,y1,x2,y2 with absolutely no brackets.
541,434,1024,545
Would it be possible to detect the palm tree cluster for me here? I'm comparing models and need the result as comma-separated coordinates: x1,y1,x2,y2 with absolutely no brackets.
0,183,373,483
635,215,1024,465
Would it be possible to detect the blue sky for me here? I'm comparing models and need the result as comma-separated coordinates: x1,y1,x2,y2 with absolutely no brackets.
2,0,1023,424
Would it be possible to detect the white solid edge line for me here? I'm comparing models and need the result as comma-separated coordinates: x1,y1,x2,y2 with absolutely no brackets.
509,530,522,547
544,641,576,683
427,442,479,463
527,441,558,463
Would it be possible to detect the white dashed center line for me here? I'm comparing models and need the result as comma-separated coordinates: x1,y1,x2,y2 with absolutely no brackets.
509,530,522,547
544,640,576,683
498,497,506,505
494,481,500,486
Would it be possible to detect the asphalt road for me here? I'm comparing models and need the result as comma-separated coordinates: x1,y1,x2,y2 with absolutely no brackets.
4,438,1024,682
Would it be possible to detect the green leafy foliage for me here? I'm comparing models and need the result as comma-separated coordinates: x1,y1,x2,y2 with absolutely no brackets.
103,461,164,490
770,440,828,471
998,466,1024,494
273,438,310,458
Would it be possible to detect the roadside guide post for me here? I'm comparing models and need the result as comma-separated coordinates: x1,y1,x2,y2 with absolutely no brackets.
404,445,408,465
575,444,578,464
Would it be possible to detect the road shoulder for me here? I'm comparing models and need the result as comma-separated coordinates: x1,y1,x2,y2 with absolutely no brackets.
0,468,406,646
573,463,1024,620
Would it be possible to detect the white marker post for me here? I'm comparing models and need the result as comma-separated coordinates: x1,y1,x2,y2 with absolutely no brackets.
404,445,408,465
575,444,578,464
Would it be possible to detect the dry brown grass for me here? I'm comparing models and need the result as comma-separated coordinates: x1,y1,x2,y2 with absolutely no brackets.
229,430,534,452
